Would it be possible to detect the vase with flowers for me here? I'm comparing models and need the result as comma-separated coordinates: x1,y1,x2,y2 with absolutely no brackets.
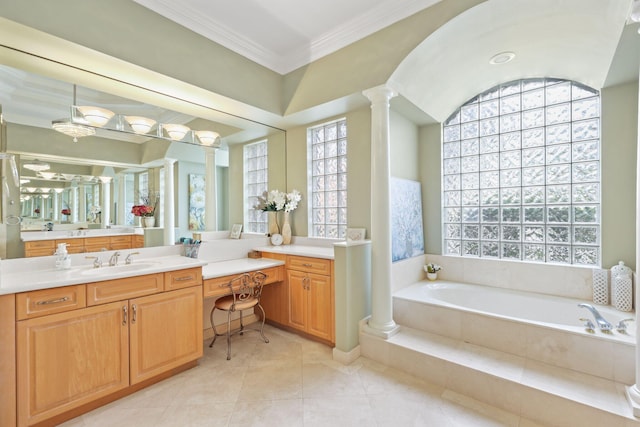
424,263,442,281
131,204,155,227
61,208,71,222
282,189,302,244
255,189,286,236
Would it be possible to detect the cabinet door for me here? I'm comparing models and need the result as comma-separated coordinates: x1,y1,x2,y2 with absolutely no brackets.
129,286,203,385
17,302,129,426
260,279,287,325
287,270,307,332
306,273,334,342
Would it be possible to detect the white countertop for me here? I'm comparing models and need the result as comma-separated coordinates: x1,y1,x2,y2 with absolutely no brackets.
202,258,285,280
0,255,207,295
254,245,334,259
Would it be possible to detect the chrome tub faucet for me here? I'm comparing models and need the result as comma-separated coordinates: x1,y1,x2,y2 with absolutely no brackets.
578,303,613,332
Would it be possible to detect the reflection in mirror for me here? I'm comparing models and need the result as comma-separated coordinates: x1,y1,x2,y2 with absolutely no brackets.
0,60,285,258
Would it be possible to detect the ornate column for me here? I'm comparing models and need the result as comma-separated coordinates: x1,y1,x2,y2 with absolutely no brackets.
205,147,217,231
53,191,60,221
626,62,640,416
362,84,400,337
163,158,177,245
99,176,112,228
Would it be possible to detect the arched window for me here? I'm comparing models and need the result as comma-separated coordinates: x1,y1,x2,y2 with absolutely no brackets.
442,78,600,265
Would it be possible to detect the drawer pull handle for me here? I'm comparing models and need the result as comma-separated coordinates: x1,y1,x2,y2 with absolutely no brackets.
122,306,128,325
175,276,194,282
132,304,137,323
36,296,70,305
302,263,313,267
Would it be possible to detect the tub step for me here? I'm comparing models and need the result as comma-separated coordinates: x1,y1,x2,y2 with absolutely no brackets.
360,325,639,427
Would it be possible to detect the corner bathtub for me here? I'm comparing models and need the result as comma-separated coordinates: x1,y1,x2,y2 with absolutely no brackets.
393,280,636,383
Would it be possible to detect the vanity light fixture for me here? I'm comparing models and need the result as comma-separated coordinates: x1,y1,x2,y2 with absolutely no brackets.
41,194,50,199
76,106,115,127
61,173,77,181
23,159,51,172
52,85,96,142
124,116,156,134
39,187,51,193
52,118,96,142
195,130,221,147
54,188,65,194
25,187,37,193
38,171,58,180
162,123,191,141
20,178,30,185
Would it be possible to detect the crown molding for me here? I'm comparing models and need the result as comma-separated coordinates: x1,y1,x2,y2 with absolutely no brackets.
134,0,441,75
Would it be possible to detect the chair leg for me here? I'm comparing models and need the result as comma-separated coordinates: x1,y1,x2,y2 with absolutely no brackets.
239,310,244,335
256,303,269,343
226,310,232,360
209,306,218,348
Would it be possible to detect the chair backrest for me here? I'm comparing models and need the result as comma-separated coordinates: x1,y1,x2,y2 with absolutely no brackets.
226,271,268,310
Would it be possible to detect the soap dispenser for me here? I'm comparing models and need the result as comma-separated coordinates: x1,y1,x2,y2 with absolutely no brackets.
55,243,71,270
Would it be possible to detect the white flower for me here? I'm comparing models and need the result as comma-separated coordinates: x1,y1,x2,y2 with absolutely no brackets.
284,189,302,212
268,190,286,211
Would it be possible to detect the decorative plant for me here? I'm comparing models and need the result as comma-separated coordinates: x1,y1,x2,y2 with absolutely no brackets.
255,190,286,212
131,204,155,217
425,263,442,273
132,187,158,217
284,189,302,212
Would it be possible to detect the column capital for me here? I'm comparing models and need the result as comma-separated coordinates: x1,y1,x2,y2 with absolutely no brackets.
163,157,177,166
363,85,398,105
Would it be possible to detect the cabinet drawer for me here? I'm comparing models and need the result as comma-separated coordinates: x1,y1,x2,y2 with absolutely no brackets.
84,237,111,252
262,266,283,284
24,240,56,250
55,238,85,254
24,240,56,257
86,273,163,306
203,268,283,298
287,256,332,275
16,285,86,320
203,275,233,298
164,267,202,291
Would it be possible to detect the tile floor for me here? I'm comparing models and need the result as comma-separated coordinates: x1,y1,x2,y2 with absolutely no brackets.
60,325,547,427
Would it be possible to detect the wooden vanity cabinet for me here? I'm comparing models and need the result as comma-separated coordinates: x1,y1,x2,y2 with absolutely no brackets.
286,257,334,343
261,254,334,345
15,269,203,426
17,301,129,426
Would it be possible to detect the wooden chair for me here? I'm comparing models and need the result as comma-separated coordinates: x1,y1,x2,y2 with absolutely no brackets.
208,272,269,360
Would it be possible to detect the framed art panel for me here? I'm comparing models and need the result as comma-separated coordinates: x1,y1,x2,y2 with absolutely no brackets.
189,174,205,231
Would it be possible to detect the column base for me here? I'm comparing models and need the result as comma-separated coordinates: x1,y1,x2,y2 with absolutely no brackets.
361,316,400,339
333,345,361,365
626,385,640,417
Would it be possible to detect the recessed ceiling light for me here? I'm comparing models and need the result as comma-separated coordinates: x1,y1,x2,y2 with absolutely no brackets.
489,51,516,65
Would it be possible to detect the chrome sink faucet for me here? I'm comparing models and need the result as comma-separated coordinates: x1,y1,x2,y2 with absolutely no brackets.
578,303,613,331
125,252,140,265
109,251,121,266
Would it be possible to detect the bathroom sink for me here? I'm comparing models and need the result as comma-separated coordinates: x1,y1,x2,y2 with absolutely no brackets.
80,262,160,277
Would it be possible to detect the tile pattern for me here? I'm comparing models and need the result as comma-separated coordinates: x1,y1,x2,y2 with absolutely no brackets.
59,325,545,427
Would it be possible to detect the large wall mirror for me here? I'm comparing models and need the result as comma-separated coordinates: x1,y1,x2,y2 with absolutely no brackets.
0,46,286,258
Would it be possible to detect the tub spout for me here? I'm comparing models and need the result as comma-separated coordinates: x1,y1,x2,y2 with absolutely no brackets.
578,303,613,331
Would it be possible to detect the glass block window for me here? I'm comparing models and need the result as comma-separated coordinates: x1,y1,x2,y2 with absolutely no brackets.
244,140,268,233
308,118,348,238
442,78,600,266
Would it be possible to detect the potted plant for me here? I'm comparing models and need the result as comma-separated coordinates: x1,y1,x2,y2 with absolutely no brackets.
423,263,442,281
